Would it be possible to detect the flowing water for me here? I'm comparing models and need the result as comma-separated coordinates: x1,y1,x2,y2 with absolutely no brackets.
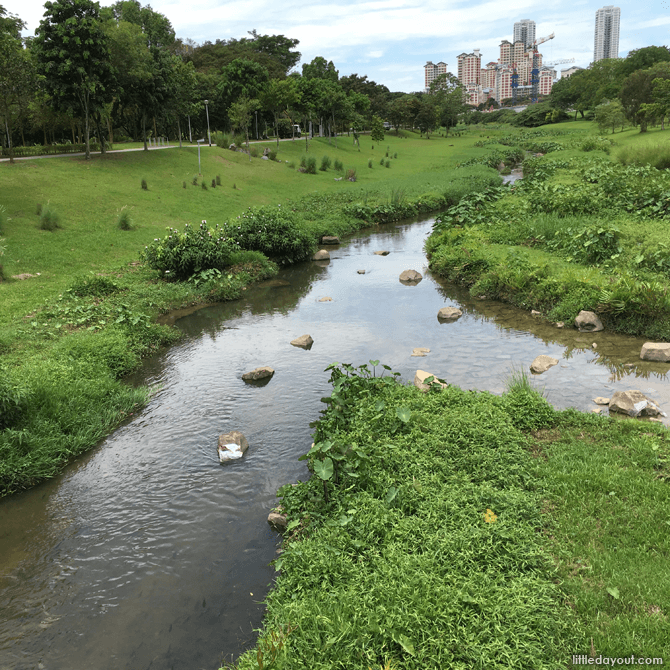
1,215,669,670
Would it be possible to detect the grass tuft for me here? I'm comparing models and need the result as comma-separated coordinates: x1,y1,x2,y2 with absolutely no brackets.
39,206,61,231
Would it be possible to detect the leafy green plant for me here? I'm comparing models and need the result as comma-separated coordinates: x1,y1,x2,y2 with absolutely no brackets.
201,181,208,190
305,156,317,174
192,176,198,186
0,369,29,429
68,272,120,298
333,158,343,171
380,157,385,165
39,206,61,231
141,178,148,191
346,168,357,182
368,159,373,168
385,160,391,168
35,203,43,216
216,175,221,185
249,146,260,158
319,155,331,171
182,181,187,189
211,179,216,188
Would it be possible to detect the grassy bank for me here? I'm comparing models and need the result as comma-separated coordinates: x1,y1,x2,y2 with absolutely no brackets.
0,129,501,495
425,121,670,340
229,366,669,669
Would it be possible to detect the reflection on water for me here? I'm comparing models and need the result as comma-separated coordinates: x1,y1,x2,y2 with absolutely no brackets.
1,215,669,670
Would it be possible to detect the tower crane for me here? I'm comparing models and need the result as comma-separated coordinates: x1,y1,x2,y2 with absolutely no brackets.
545,57,575,67
511,32,555,104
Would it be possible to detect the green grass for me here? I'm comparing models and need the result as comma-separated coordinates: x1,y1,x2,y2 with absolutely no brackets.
229,365,669,668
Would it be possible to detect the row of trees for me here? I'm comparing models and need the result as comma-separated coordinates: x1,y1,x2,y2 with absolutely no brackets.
0,0,468,162
549,46,670,132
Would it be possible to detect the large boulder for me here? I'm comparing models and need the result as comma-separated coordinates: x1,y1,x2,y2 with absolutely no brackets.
575,310,604,332
414,370,447,392
217,430,249,463
242,366,274,381
530,355,558,374
399,269,422,285
321,235,340,245
290,334,314,349
312,249,330,261
608,390,666,418
437,306,463,321
640,342,670,362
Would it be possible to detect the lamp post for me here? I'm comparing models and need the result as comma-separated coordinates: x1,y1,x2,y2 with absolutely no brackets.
204,99,211,146
255,110,258,140
197,138,205,174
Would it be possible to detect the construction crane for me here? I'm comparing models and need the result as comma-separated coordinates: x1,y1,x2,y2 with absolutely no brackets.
511,32,555,104
544,57,575,67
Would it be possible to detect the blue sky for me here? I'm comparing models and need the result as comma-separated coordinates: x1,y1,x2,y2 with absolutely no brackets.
5,0,670,92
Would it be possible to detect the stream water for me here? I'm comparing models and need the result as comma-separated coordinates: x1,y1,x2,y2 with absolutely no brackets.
1,214,669,670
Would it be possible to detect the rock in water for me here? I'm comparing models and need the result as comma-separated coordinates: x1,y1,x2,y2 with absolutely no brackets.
574,310,604,332
312,249,330,260
530,355,559,374
267,512,288,532
437,307,462,321
318,296,332,302
608,390,666,418
374,250,390,256
321,236,340,245
640,342,670,362
242,366,274,381
411,347,430,357
357,269,366,274
217,431,249,463
593,397,610,405
414,370,447,392
290,334,314,349
399,269,422,285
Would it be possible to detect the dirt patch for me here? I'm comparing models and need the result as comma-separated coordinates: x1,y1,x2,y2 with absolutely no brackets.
214,155,235,167
12,273,41,280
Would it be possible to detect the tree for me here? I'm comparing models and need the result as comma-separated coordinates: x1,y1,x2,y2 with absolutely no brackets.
33,0,114,160
621,62,670,132
261,77,299,145
595,99,625,133
370,115,384,143
415,98,438,137
429,72,465,135
218,58,269,123
228,96,259,158
302,56,339,82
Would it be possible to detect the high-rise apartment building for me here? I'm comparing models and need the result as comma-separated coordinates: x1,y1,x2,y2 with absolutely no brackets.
513,19,536,48
424,61,447,89
457,49,481,85
594,6,620,62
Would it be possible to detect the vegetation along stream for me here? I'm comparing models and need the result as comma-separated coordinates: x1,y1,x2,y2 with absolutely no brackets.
1,214,668,670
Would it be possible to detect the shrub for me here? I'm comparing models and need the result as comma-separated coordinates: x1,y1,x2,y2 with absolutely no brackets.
182,181,187,189
319,155,331,171
385,160,391,168
141,178,148,190
216,175,221,185
268,150,277,161
39,206,60,231
287,161,295,170
333,158,343,171
201,181,208,190
394,152,397,159
233,133,246,149
299,156,307,169
368,159,373,168
233,183,237,189
192,176,198,186
305,156,317,174
117,209,132,230
211,179,216,188
228,205,315,264
35,203,42,216
249,146,260,158
215,132,232,149
142,221,240,280
346,168,357,182
380,157,385,165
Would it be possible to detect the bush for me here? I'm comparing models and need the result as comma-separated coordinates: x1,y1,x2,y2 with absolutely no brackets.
319,155,331,171
182,181,187,189
68,273,120,298
276,119,293,139
36,203,42,216
211,179,216,188
192,176,198,186
249,146,260,158
142,221,240,280
201,181,208,190
233,134,246,149
39,206,60,231
305,156,317,174
333,158,343,171
141,178,148,191
287,161,295,170
117,209,132,230
368,159,373,168
216,175,221,185
385,160,391,168
228,205,315,264
215,132,232,149
300,156,307,169
394,152,397,159
380,157,385,165
268,150,278,161
346,168,357,182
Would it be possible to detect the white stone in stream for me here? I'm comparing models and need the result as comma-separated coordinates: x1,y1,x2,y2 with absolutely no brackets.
312,249,330,260
374,250,390,256
437,307,463,321
241,366,274,381
640,343,670,362
593,397,610,405
217,431,249,462
531,310,541,316
290,334,314,349
318,297,332,302
414,370,447,392
575,310,604,332
267,512,288,532
357,269,366,274
608,390,666,418
321,236,340,245
530,355,558,374
399,269,422,284
555,322,565,328
411,347,430,357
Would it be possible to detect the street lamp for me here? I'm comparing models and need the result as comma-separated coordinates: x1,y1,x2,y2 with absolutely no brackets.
197,138,205,174
204,99,211,146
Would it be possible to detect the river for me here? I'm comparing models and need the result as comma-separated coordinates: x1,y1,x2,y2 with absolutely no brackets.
1,214,668,670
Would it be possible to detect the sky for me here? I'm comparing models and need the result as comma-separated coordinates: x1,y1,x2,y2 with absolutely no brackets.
4,0,670,92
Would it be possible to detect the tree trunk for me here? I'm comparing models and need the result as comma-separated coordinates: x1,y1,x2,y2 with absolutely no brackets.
177,117,182,148
84,96,91,160
95,114,106,155
5,117,14,164
107,116,114,147
153,116,158,140
142,112,148,151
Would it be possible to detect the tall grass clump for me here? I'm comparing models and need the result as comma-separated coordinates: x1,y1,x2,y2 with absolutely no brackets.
214,132,232,149
117,207,132,230
141,178,148,191
319,155,331,171
39,206,61,231
616,143,670,170
305,156,317,174
333,158,343,172
368,159,373,168
346,168,357,182
35,203,43,216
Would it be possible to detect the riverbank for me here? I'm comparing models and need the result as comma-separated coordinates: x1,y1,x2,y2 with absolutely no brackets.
231,367,669,669
425,122,670,340
0,128,500,495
